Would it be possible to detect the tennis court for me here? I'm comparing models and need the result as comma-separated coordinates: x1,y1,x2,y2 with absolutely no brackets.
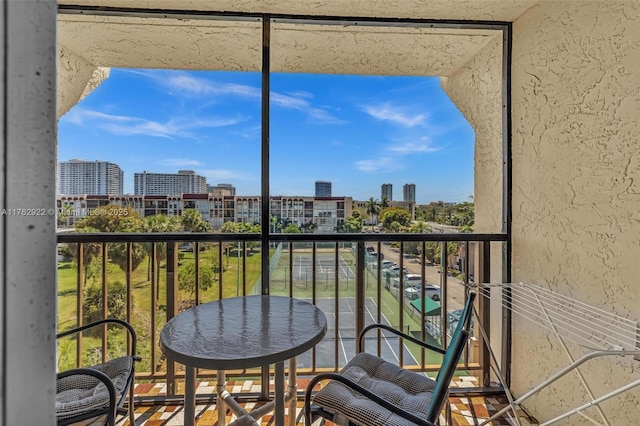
291,254,356,282
295,297,421,370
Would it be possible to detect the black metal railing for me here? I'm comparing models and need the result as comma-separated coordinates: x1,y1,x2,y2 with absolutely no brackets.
56,231,507,400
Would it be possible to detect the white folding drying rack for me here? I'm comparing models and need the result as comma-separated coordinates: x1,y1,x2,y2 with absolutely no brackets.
472,282,639,426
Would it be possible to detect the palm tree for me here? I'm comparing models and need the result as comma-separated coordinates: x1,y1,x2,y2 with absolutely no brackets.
365,197,380,225
144,214,181,300
380,196,390,209
68,226,102,286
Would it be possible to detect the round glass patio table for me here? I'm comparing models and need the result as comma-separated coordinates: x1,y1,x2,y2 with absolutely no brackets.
160,295,327,426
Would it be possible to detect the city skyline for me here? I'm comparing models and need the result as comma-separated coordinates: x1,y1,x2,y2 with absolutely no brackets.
57,161,428,204
58,69,475,203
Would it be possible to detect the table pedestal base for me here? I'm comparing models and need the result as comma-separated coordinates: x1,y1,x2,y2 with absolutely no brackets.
212,359,298,426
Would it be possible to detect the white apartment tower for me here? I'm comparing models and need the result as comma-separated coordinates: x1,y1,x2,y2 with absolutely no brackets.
403,183,416,202
381,183,393,201
57,159,124,195
134,170,207,195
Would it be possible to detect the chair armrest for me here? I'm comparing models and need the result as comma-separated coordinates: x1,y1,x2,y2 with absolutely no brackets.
358,323,446,355
304,372,436,426
57,319,137,357
57,368,117,426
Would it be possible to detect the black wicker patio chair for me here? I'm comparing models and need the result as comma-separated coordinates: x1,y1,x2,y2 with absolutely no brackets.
56,319,140,426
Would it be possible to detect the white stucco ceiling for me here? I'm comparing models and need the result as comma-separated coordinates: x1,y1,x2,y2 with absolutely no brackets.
59,14,503,76
58,0,538,76
57,0,538,115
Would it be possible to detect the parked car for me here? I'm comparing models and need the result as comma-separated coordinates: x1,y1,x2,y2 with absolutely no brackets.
388,273,423,289
380,260,396,270
385,265,408,276
403,274,424,286
404,284,441,301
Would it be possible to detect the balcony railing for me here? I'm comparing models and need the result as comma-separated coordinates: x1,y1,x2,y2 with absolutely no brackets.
56,231,508,403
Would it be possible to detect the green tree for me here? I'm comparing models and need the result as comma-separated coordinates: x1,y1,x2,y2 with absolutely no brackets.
458,224,473,233
389,221,402,232
220,221,239,267
405,221,432,254
108,214,146,273
336,216,363,233
423,242,438,264
300,222,317,233
448,201,474,227
67,226,102,285
270,215,283,233
74,204,147,276
108,242,147,273
283,223,301,233
220,221,239,233
144,214,182,299
74,204,140,232
380,197,390,209
379,207,411,229
181,209,213,255
178,263,214,303
181,209,204,232
82,281,128,334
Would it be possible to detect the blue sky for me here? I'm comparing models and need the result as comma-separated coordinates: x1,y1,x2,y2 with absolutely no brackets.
58,69,474,204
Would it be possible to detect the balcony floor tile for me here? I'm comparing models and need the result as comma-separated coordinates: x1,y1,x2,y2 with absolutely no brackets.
121,378,523,425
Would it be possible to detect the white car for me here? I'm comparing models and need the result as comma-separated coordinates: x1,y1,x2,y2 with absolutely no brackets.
385,265,409,277
404,284,441,301
389,273,423,289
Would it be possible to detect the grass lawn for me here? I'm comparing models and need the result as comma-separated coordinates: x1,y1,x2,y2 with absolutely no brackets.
57,245,264,372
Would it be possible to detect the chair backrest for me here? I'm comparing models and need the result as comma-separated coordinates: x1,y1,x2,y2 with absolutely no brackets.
425,291,476,422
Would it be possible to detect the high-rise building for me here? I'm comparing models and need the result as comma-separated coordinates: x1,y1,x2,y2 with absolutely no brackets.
381,183,393,201
403,183,416,202
57,159,124,195
315,180,332,197
134,170,207,195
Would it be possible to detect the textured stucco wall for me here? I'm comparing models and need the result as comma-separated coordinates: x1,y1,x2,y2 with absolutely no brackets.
58,45,110,118
441,34,505,372
441,35,503,236
510,1,640,423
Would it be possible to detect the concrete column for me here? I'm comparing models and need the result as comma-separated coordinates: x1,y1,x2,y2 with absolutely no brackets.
1,1,58,424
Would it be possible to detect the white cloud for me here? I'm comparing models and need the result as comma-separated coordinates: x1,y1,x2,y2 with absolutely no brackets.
362,103,427,127
158,158,203,167
387,139,441,154
355,157,399,173
271,92,346,124
64,108,247,139
286,90,314,99
123,69,261,99
127,70,344,124
170,74,261,98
